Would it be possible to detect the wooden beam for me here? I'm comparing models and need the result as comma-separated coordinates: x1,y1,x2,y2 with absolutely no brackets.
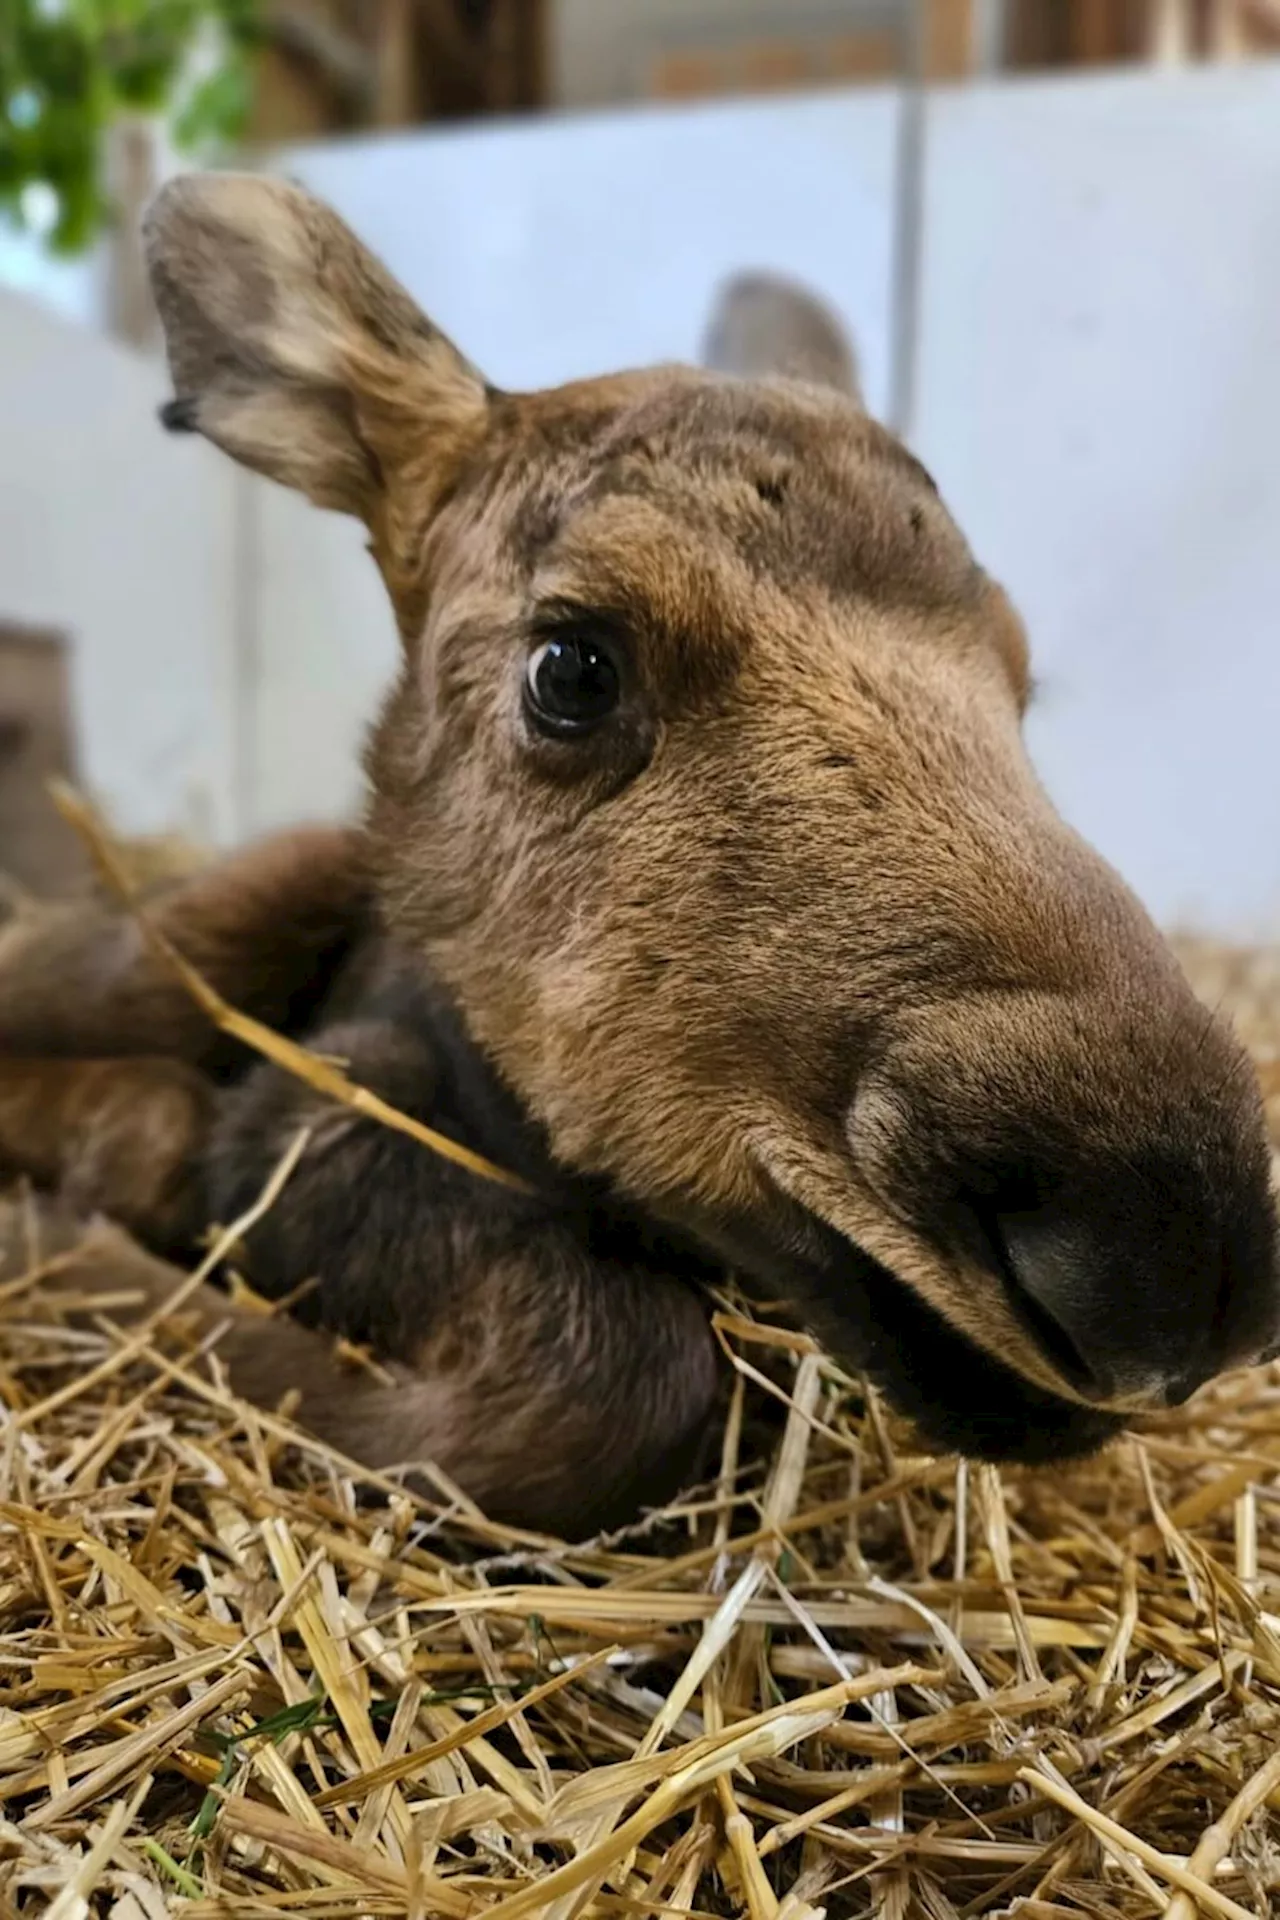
1242,0,1280,40
921,0,979,78
1071,0,1123,60
1147,0,1196,59
267,3,373,108
1206,0,1250,55
1005,0,1070,68
485,0,548,111
373,0,418,125
102,117,158,353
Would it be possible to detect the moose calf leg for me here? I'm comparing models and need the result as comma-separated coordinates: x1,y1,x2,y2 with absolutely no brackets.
2,1164,718,1538
0,825,365,1067
203,1022,722,1536
0,1056,213,1249
0,1198,466,1481
0,1013,720,1535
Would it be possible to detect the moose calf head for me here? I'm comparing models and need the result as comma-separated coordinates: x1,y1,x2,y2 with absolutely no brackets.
145,174,1280,1463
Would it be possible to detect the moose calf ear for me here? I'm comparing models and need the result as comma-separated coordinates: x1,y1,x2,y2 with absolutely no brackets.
143,173,489,521
702,271,862,403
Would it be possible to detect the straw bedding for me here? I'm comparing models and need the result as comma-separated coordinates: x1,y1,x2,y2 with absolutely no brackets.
3,937,1280,1918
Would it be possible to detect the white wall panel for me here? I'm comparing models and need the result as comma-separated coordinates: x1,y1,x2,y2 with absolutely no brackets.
913,63,1280,935
0,289,238,843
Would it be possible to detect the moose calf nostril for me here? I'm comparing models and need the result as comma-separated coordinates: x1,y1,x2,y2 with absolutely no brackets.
980,1193,1238,1407
972,1203,1111,1399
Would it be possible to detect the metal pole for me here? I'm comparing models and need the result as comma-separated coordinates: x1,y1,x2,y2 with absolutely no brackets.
972,0,1009,73
887,1,928,441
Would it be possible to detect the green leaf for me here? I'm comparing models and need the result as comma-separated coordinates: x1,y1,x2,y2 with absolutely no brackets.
139,1838,205,1898
172,54,249,151
189,1741,238,1843
0,0,261,254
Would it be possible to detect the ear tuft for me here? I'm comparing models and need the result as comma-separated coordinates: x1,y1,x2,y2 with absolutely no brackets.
159,397,199,433
143,172,489,521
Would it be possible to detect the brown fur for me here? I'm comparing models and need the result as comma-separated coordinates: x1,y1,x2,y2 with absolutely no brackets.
0,175,1274,1536
3,1194,712,1538
702,270,861,397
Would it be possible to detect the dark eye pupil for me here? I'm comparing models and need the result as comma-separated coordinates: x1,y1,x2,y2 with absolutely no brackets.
527,635,621,731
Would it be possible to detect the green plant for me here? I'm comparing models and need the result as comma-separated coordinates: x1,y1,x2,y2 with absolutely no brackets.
0,1,262,253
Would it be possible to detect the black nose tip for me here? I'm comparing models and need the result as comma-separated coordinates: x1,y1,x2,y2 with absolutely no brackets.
975,1202,1220,1406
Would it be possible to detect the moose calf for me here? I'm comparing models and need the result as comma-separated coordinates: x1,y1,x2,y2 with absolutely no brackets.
0,175,1274,1537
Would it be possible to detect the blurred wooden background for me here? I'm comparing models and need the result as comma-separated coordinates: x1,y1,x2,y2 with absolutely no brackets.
242,0,1280,142
91,0,1279,352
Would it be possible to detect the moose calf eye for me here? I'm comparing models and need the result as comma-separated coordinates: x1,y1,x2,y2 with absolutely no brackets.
524,633,623,735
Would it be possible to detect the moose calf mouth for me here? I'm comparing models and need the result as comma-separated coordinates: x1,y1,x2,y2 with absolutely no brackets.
827,1245,1128,1464
675,1195,1122,1464
784,1179,1275,1463
689,1067,1278,1466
